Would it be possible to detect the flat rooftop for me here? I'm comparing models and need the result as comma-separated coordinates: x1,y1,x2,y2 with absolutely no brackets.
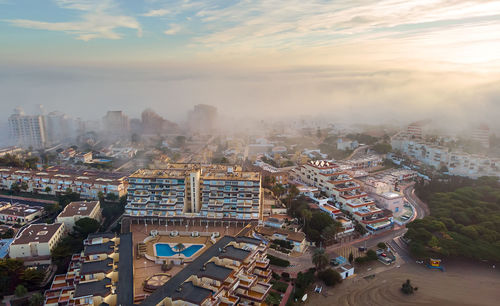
12,223,63,245
57,201,99,218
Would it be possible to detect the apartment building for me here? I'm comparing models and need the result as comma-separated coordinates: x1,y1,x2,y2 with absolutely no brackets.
293,160,393,232
44,232,133,306
0,167,127,200
391,134,500,178
0,203,43,225
125,164,262,222
9,223,66,264
8,108,48,149
142,236,272,306
56,201,101,232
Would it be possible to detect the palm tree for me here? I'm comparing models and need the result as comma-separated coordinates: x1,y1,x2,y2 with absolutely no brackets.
312,248,330,271
301,209,312,227
175,243,185,256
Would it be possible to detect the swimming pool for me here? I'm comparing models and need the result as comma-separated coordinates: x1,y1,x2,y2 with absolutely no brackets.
155,243,204,257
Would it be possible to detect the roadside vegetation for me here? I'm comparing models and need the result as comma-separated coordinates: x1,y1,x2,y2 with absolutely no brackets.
406,176,500,261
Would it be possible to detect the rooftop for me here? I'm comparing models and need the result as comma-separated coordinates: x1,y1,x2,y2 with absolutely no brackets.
57,201,99,218
198,262,233,281
11,223,63,245
219,245,251,261
73,278,112,298
80,258,113,275
83,241,115,256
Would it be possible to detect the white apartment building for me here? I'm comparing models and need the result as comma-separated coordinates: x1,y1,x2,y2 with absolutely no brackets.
0,167,128,200
293,161,393,232
126,163,262,222
9,223,65,264
8,109,47,149
0,203,43,225
56,201,101,232
391,134,500,178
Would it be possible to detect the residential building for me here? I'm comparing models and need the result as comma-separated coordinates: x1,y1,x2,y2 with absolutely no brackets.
0,203,43,225
142,236,272,306
330,252,355,279
9,223,65,265
472,124,490,148
293,160,393,232
44,232,134,306
372,192,405,214
0,167,128,199
255,226,307,253
337,138,359,151
125,164,262,222
75,152,93,163
187,104,218,135
102,111,130,138
0,146,23,158
391,134,500,178
58,148,77,160
56,201,101,232
8,108,48,149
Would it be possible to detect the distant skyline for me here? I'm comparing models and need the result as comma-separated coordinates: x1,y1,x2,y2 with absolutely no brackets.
1,0,500,129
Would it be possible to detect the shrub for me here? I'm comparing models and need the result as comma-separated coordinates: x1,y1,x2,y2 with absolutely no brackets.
377,242,387,249
317,268,342,286
401,279,416,295
272,280,289,293
273,239,293,250
266,291,282,305
366,249,378,260
272,271,281,280
281,272,290,280
267,254,290,267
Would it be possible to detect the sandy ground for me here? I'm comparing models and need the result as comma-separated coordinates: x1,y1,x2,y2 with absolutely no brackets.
307,260,500,306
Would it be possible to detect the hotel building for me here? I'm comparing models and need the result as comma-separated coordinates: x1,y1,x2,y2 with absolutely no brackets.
44,232,133,306
142,236,272,306
0,202,43,225
125,164,262,222
293,160,393,232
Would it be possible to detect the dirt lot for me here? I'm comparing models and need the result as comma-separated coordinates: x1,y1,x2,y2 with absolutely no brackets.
307,260,500,306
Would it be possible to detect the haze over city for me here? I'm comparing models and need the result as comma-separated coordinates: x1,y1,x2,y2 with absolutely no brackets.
1,0,500,130
0,1,500,306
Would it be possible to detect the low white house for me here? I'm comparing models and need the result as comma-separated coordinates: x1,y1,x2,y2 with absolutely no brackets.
255,226,307,253
56,201,101,232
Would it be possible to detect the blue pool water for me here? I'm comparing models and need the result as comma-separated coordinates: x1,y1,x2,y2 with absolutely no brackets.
155,243,204,257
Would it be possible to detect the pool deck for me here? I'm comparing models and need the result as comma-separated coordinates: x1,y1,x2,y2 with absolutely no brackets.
131,222,246,299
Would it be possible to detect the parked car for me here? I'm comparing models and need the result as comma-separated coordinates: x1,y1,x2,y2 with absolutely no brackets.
358,247,366,252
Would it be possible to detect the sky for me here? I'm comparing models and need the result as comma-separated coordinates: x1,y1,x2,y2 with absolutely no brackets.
1,0,500,129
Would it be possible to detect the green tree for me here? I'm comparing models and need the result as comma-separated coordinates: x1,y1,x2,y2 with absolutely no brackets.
312,248,329,271
366,249,378,261
20,182,29,191
21,268,45,288
14,284,28,297
377,242,387,249
105,192,118,202
348,252,354,264
29,292,44,306
74,218,100,236
372,143,392,154
288,184,299,199
317,268,342,286
11,183,21,194
44,186,52,193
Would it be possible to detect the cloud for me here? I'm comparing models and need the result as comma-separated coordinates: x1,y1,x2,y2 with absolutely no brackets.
142,9,170,17
5,0,142,41
164,23,181,35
